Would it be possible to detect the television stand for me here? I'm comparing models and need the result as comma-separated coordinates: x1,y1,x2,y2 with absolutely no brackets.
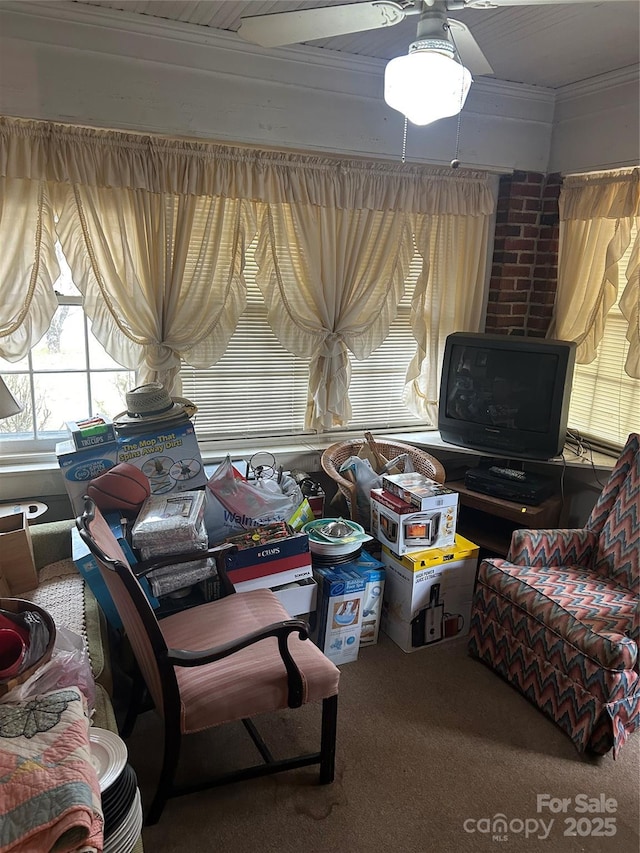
447,479,564,558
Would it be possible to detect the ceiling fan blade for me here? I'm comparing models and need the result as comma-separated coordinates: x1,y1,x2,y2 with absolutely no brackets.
462,0,635,6
238,1,414,48
447,19,493,76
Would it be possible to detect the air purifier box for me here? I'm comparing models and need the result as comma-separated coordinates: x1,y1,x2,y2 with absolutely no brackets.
380,534,479,653
370,489,458,556
337,551,386,647
311,566,366,665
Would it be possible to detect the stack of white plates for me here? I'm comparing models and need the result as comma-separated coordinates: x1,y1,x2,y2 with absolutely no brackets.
89,728,143,853
302,517,372,560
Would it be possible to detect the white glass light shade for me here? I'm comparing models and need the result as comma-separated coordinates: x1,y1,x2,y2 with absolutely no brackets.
384,49,472,126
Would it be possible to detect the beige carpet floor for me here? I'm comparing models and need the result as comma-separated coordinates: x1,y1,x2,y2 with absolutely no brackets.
127,632,640,853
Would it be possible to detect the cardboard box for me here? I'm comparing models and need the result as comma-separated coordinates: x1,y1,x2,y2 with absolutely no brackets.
224,530,312,589
371,489,458,555
271,577,318,617
117,421,206,495
0,512,38,594
380,535,479,653
351,553,386,647
71,512,159,629
381,472,458,512
311,565,366,665
231,560,313,593
56,439,119,517
57,421,206,516
66,415,116,450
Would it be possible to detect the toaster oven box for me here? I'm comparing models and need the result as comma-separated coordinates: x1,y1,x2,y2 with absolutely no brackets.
380,535,479,653
381,472,457,512
370,489,458,556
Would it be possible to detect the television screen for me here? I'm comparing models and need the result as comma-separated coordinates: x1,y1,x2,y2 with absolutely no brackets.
438,333,576,459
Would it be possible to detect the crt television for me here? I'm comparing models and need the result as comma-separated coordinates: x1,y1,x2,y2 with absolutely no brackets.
438,332,577,460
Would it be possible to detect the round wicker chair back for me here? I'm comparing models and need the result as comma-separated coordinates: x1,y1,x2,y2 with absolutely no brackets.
320,439,446,527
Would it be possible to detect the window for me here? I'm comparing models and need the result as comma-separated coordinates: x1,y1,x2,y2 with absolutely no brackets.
0,246,134,452
1,242,423,451
567,224,639,450
179,239,423,441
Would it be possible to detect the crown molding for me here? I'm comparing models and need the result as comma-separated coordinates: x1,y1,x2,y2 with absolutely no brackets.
556,65,640,102
1,0,554,104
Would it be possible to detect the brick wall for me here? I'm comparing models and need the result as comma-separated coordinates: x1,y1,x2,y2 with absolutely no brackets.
485,171,561,336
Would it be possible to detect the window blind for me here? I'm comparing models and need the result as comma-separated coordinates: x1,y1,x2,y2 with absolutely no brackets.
181,240,423,440
567,224,639,448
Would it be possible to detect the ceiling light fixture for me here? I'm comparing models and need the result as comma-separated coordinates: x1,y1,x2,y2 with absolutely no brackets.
384,36,472,127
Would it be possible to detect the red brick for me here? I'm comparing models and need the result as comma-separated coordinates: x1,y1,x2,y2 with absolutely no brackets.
496,290,528,302
507,212,539,225
502,264,534,277
511,184,543,198
524,201,543,214
504,237,536,251
518,253,536,265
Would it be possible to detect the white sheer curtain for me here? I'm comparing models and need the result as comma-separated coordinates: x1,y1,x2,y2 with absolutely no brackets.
55,185,252,391
0,119,256,393
403,209,495,424
0,150,60,360
0,116,498,422
254,162,497,430
549,168,640,378
255,203,413,430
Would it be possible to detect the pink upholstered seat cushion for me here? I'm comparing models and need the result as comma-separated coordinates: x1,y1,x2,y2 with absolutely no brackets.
159,589,340,734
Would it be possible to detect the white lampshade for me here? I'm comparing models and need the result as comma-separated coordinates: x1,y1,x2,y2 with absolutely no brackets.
384,47,472,127
0,377,22,420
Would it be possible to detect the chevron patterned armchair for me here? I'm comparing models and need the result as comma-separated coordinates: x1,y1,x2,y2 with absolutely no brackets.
468,433,639,757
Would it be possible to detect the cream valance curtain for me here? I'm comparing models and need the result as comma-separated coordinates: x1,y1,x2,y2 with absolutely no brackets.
549,168,640,378
0,176,60,361
255,204,414,430
0,115,497,423
403,211,494,425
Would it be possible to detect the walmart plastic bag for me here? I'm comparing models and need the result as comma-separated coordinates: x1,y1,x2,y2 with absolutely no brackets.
207,456,304,534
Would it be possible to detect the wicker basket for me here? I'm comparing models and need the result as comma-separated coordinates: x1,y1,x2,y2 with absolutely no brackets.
321,438,446,527
0,598,57,697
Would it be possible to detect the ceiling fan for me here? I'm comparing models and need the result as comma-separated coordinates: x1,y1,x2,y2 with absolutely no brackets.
236,0,624,127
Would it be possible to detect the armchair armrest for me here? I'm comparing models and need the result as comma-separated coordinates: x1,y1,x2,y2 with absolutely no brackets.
133,542,238,597
166,619,310,708
507,528,598,567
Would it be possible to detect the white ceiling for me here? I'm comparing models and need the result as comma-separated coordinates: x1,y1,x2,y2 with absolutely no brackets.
69,0,640,89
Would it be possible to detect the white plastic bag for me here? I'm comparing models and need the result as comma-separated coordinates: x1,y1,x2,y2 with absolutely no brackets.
0,626,96,712
339,453,415,524
207,456,303,532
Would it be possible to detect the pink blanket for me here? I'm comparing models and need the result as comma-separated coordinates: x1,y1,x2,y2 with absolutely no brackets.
0,687,103,853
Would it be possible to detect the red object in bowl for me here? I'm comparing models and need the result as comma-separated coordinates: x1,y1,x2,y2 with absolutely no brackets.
0,628,27,679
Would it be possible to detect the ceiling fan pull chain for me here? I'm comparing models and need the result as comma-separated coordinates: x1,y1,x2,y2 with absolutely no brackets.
402,116,408,163
448,22,464,169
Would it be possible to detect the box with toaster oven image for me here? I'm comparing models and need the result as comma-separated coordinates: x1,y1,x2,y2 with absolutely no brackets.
380,535,479,653
370,485,458,556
